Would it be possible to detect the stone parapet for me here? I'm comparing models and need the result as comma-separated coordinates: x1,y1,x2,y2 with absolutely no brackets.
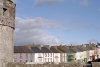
0,0,15,29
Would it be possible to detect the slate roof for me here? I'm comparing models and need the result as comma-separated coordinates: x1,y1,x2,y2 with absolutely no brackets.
76,46,84,52
57,47,66,53
50,47,60,53
87,47,94,50
62,46,76,53
14,46,33,53
70,47,81,52
80,46,93,51
80,47,89,51
41,47,52,53
31,47,43,53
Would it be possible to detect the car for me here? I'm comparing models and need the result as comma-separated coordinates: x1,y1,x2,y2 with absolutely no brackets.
85,58,100,67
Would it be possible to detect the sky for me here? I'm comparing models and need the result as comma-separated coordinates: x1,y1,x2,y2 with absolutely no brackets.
14,0,100,46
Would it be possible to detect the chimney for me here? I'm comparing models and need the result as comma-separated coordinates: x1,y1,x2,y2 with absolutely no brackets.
81,44,86,47
66,46,69,49
57,45,62,49
51,46,57,49
33,44,41,49
43,45,50,49
24,44,32,49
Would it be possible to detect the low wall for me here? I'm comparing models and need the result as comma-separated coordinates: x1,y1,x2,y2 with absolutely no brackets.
6,62,85,67
92,62,100,67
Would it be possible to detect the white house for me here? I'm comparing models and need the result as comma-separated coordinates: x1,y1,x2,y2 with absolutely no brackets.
14,46,34,62
50,47,61,63
52,46,67,63
31,45,44,63
41,45,53,63
70,46,82,62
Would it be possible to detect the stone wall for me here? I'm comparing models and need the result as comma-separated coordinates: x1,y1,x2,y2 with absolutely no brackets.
0,0,15,28
0,25,14,67
0,0,15,67
6,62,85,67
92,62,100,67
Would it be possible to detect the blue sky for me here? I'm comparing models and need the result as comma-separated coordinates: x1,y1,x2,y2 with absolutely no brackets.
14,0,100,45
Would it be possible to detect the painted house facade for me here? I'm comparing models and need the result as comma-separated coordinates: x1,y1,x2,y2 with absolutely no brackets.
96,43,100,59
50,47,61,63
14,46,34,62
55,46,67,63
31,46,44,63
62,46,76,62
41,45,53,63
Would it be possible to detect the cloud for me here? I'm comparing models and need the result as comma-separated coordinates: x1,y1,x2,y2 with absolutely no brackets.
15,17,61,30
14,17,61,45
64,20,93,31
98,8,100,11
79,0,92,6
34,0,64,6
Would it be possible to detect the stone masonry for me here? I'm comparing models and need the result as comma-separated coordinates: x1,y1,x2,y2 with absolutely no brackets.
0,0,15,67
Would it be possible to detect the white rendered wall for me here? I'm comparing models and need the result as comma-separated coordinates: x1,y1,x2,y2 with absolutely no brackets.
14,53,34,62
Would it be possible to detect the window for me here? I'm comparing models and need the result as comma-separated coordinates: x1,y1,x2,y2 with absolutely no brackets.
26,54,28,59
45,58,48,62
45,53,47,57
14,60,16,62
3,8,7,15
30,60,32,62
50,53,52,57
20,53,22,59
30,54,33,59
3,8,9,16
48,53,49,57
26,60,28,62
20,60,22,62
14,54,17,59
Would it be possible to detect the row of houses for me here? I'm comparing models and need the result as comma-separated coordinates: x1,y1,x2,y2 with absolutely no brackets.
14,42,100,63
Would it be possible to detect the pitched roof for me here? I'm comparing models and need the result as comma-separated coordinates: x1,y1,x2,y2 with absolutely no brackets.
14,46,33,53
50,47,60,53
31,47,43,53
57,47,66,53
87,47,93,50
73,46,85,52
70,47,81,52
80,46,92,51
80,47,89,51
62,46,76,53
41,47,52,53
76,47,84,51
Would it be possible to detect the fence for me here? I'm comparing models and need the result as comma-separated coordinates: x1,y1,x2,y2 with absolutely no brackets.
6,62,85,67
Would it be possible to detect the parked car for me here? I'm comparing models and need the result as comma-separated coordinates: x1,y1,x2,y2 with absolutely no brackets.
85,58,100,67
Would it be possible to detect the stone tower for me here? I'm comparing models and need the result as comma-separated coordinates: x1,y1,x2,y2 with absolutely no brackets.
0,0,16,66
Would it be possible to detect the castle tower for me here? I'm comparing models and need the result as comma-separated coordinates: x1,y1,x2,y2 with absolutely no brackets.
0,0,16,66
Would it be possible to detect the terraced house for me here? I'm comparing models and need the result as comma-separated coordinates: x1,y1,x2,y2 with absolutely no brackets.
14,43,97,63
31,45,44,63
62,46,76,62
50,47,61,63
14,46,34,62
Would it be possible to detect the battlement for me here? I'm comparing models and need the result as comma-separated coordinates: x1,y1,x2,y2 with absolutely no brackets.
0,0,16,29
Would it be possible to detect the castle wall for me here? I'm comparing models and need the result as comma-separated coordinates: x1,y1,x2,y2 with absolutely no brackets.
0,25,14,67
0,0,15,67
